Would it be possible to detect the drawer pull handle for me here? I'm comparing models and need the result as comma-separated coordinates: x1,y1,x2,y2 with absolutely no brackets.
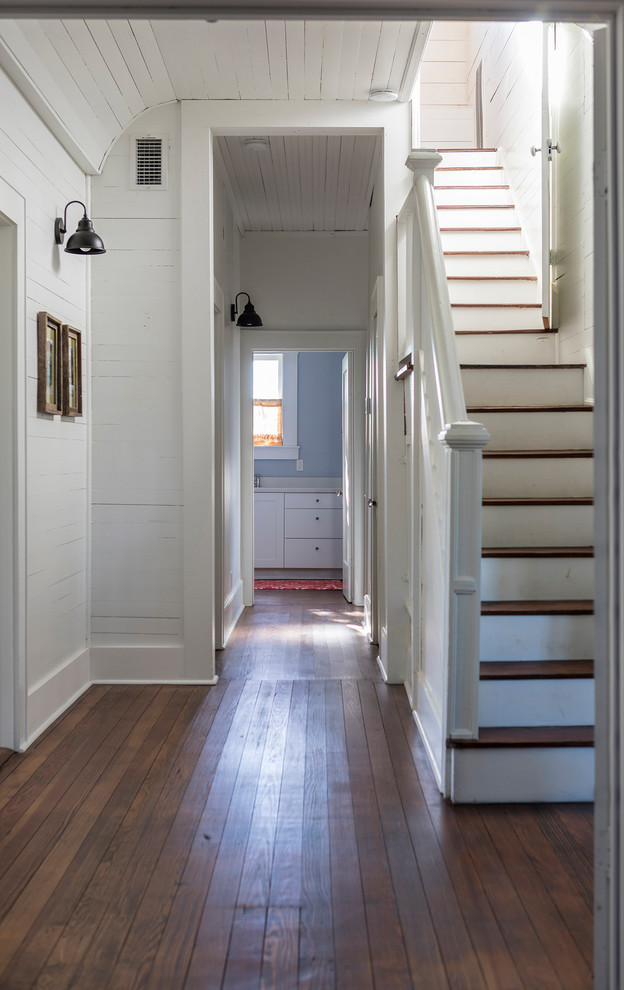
316,498,320,502
315,516,319,521
315,546,319,551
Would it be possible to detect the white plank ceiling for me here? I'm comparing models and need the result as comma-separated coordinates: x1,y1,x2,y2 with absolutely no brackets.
0,17,429,229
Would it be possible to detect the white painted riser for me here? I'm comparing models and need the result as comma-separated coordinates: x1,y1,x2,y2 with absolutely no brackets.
438,151,499,168
480,613,593,662
475,410,593,449
434,187,512,206
482,503,593,547
452,305,543,332
448,279,540,305
482,457,593,498
444,254,535,277
435,167,504,186
441,230,527,252
450,747,594,802
479,679,594,727
438,206,518,228
462,367,585,405
481,556,594,601
455,333,557,364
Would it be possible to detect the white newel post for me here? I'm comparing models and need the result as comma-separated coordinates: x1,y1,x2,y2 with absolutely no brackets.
440,422,490,739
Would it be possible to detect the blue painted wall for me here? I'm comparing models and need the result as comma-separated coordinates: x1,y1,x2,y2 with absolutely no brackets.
255,351,343,479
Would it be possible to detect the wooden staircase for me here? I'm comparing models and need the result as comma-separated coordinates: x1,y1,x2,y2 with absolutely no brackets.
435,149,594,802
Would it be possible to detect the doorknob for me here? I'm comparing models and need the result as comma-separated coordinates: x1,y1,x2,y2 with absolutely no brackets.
368,498,377,508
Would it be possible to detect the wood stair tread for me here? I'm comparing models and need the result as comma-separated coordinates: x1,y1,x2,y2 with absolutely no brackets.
483,449,593,458
448,275,537,281
481,599,594,615
468,403,592,412
480,659,594,680
449,725,594,748
483,496,593,505
461,363,585,369
482,545,594,558
444,250,529,256
456,328,558,335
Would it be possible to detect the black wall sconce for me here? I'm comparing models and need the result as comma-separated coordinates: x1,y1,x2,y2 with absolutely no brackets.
54,200,106,255
231,292,263,327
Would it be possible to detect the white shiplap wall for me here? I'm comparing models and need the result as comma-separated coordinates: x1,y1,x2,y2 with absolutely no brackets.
0,65,90,741
90,103,184,678
467,21,544,272
551,24,594,371
419,21,474,149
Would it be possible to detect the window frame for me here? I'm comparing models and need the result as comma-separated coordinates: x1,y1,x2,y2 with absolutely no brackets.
253,350,299,460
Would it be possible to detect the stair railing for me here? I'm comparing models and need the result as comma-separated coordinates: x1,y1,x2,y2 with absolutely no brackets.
400,150,490,790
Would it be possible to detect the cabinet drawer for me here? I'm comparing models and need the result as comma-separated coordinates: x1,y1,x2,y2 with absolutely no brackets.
284,538,342,569
285,492,340,510
284,508,341,539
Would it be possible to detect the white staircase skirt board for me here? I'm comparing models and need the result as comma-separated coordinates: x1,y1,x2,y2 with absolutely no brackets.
438,206,518,228
478,678,595,727
482,503,593,547
461,366,585,405
481,555,595,601
479,613,593,661
441,229,527,252
455,333,557,365
448,279,540,305
482,456,593,498
452,305,544,332
437,150,499,167
474,409,593,449
434,186,512,207
450,747,594,802
435,167,504,187
444,254,535,277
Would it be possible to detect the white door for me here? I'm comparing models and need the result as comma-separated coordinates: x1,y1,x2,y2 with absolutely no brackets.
341,352,353,602
364,285,380,644
535,22,559,329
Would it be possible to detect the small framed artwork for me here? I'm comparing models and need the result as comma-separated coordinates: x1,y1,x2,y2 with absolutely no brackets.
37,311,62,415
61,325,82,417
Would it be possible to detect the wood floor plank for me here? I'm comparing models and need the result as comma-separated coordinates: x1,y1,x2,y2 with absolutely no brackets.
341,679,413,990
0,686,196,986
0,594,594,990
325,680,374,990
480,807,593,988
29,685,226,990
298,680,334,990
377,683,524,990
182,681,278,989
106,680,249,990
260,907,300,990
361,681,477,990
267,680,307,909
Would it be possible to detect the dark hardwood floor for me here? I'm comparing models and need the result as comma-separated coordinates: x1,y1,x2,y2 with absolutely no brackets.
0,591,593,989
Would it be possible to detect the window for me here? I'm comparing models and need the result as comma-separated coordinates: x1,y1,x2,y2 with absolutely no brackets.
253,354,283,446
253,351,299,460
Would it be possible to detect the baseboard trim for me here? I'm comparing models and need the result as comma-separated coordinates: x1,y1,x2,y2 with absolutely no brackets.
412,673,445,792
26,648,91,749
90,644,216,682
222,579,244,647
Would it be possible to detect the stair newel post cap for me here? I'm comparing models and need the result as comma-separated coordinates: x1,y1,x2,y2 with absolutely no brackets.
406,149,443,184
439,421,491,450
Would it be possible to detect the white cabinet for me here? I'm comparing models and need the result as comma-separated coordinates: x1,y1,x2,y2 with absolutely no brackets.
254,490,342,571
253,492,284,567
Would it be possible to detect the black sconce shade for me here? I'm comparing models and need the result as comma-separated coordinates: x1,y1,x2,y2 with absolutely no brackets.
231,292,263,327
55,200,106,255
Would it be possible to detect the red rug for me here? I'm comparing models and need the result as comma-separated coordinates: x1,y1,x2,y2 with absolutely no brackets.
254,579,343,591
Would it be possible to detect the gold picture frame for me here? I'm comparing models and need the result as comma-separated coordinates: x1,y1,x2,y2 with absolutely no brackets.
61,325,82,417
37,311,62,415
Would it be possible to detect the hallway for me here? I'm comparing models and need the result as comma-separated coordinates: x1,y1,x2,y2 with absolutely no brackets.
0,592,592,989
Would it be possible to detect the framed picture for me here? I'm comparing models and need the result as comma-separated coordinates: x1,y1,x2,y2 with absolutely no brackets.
37,311,62,415
61,325,82,417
